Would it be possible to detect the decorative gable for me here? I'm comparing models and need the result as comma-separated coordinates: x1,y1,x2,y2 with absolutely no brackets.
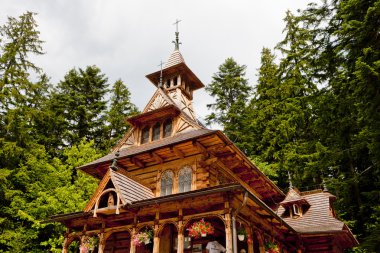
144,89,173,113
84,168,154,217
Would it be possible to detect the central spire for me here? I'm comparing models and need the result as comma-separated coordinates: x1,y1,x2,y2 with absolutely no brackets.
172,19,182,50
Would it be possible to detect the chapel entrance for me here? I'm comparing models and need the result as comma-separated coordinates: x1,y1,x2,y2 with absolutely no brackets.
185,216,226,253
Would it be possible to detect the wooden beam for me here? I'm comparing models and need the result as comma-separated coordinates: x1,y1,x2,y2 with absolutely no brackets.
172,146,185,159
232,166,247,174
227,159,244,169
193,140,209,157
201,156,218,166
151,152,163,164
131,157,144,168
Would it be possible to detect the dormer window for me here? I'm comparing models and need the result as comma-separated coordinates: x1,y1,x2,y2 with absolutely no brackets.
293,204,300,216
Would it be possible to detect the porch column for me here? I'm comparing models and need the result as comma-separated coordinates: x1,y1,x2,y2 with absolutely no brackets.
130,228,136,253
152,225,160,253
224,213,233,253
177,221,184,253
247,226,253,253
98,233,105,253
255,231,265,253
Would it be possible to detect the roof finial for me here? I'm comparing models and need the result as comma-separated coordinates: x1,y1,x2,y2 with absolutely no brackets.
288,171,294,189
322,179,329,192
172,19,182,50
110,150,120,171
158,60,165,88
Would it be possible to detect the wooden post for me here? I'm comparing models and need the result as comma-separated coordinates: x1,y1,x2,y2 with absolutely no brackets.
153,225,160,253
177,221,185,253
130,228,136,253
98,233,105,253
247,226,254,253
225,213,233,253
255,232,265,253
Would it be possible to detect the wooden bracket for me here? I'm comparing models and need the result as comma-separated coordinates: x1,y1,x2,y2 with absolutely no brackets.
151,152,163,164
172,146,185,159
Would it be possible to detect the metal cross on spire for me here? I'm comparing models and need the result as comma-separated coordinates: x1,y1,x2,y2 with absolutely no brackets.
158,60,165,88
172,19,182,50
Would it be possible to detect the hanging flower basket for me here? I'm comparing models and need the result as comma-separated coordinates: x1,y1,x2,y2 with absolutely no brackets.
265,242,280,253
187,218,215,239
237,227,247,241
132,230,153,247
80,235,99,253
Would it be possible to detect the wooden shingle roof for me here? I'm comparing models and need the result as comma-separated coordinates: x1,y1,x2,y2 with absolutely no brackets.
278,190,345,233
110,169,154,203
79,129,217,171
280,187,309,206
164,50,185,69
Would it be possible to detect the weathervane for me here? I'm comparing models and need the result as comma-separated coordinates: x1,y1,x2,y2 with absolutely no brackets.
172,19,182,50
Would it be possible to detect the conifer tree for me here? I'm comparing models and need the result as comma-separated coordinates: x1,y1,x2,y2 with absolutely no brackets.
106,79,138,150
247,48,280,179
52,66,109,149
206,58,252,151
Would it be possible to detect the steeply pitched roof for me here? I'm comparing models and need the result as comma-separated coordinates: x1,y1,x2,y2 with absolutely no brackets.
280,187,309,206
278,190,344,233
164,50,185,69
110,169,154,203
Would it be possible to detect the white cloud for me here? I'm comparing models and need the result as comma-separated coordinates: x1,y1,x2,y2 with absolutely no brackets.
2,0,311,121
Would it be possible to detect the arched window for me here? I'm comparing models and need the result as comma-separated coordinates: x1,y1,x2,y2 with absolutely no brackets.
178,166,192,193
161,170,173,196
152,122,161,141
141,126,150,144
163,119,172,138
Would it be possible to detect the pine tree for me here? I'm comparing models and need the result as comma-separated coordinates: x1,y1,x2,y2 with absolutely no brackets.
247,48,281,180
0,12,44,111
52,65,109,149
205,58,252,151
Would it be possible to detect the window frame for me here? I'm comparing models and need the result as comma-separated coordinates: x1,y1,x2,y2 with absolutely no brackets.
160,170,174,196
178,166,192,193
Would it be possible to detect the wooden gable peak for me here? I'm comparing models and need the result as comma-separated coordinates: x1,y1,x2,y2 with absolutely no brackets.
84,168,154,217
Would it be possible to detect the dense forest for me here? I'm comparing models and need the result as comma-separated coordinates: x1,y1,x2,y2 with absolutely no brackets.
0,0,379,252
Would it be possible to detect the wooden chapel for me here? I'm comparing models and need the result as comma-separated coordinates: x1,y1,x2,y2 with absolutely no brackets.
48,31,358,253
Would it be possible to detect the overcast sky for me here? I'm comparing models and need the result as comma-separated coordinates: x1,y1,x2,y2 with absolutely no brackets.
2,0,312,121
